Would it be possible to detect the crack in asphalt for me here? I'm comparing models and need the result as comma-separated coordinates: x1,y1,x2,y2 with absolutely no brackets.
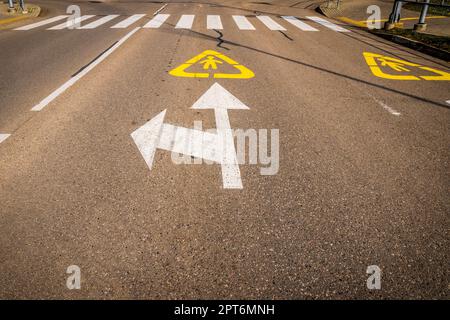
214,29,230,50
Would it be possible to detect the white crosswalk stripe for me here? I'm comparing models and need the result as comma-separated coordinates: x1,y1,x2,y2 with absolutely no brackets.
282,16,318,31
232,15,255,30
143,14,170,28
0,134,11,144
14,14,350,35
306,16,349,32
79,15,119,29
110,14,146,28
256,16,286,31
175,14,195,29
14,15,69,30
48,15,95,30
207,15,223,30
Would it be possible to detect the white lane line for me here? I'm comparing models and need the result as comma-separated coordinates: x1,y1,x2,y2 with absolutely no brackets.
110,14,146,28
232,15,255,30
31,27,141,111
282,16,318,31
143,14,170,28
370,95,401,116
175,14,195,29
0,134,11,144
79,15,119,29
306,16,349,32
153,3,168,15
47,15,95,30
207,15,223,30
256,16,286,31
14,15,69,30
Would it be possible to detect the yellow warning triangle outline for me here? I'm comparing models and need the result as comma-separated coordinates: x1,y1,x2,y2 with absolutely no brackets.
169,50,255,79
363,52,450,81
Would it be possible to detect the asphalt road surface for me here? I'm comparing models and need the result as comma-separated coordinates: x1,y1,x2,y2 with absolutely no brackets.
0,0,449,299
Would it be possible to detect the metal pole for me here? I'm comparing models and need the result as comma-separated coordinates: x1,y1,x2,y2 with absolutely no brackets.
418,0,430,24
388,1,400,24
395,1,403,23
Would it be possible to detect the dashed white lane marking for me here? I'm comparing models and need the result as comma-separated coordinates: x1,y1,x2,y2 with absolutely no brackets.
232,15,255,30
110,14,145,28
79,15,119,29
256,15,286,31
143,14,170,28
48,15,95,30
306,16,349,32
153,3,168,15
371,95,401,116
207,15,223,30
0,134,11,144
282,16,319,31
175,14,195,29
31,27,141,111
14,15,69,30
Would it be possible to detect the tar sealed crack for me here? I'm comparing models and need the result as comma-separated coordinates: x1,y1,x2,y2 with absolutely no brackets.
279,30,293,41
214,30,230,50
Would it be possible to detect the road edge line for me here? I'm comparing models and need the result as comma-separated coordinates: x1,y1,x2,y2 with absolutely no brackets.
31,27,141,112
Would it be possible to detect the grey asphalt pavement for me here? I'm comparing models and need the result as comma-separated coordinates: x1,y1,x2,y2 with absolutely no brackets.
0,0,449,299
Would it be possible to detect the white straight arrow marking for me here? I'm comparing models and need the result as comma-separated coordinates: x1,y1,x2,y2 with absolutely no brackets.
192,83,249,189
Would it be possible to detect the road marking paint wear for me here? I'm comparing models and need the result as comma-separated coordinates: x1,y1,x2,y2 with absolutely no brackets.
306,16,349,32
48,15,95,30
143,14,170,28
169,50,254,79
367,93,401,116
79,15,119,29
31,27,141,111
256,16,286,31
110,14,145,28
282,16,318,31
175,14,195,29
363,52,450,81
232,15,255,30
14,15,69,30
207,15,223,30
0,134,11,144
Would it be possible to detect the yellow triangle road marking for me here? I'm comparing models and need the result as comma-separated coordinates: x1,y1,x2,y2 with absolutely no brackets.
169,50,255,79
363,52,450,81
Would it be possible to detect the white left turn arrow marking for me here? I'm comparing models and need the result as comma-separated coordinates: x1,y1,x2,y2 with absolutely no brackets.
131,83,249,189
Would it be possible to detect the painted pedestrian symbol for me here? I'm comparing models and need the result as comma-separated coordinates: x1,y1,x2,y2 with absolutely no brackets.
169,50,255,79
363,52,450,81
200,56,223,70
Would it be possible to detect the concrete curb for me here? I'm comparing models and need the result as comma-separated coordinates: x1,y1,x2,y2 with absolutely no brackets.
0,3,41,27
317,2,450,62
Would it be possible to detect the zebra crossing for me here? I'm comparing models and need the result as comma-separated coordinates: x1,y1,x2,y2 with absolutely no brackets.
14,14,349,33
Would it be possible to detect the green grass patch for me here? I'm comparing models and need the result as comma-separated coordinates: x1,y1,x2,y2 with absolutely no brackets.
386,27,450,51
